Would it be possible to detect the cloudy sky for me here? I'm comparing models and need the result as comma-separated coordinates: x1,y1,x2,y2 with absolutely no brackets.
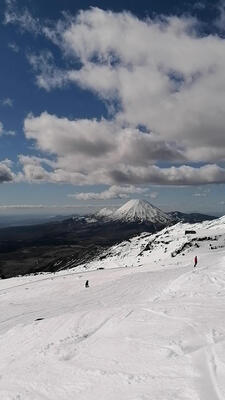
1,0,225,215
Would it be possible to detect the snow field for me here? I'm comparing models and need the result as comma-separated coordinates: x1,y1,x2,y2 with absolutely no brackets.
1,218,225,398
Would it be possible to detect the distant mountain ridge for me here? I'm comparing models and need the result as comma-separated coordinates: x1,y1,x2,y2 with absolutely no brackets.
95,199,216,225
168,211,217,223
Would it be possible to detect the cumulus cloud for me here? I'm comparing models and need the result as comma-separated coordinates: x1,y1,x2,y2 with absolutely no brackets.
8,6,225,186
21,111,225,186
53,8,225,163
0,160,15,183
107,164,225,185
18,149,225,186
24,112,184,161
23,112,187,185
69,185,148,200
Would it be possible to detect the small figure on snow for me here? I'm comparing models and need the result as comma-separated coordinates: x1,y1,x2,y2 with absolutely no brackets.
85,280,89,288
194,255,198,268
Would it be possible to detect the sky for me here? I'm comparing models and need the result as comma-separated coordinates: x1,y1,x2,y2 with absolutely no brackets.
1,0,225,215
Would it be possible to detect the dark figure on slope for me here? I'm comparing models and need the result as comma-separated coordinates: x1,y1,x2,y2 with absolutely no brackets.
194,256,198,268
85,280,89,288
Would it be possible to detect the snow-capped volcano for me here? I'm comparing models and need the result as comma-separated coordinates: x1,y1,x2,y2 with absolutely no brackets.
111,199,171,224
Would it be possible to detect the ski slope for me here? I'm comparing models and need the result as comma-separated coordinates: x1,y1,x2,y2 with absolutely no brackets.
1,220,225,399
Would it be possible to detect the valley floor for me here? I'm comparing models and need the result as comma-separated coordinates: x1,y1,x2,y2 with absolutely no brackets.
0,246,225,399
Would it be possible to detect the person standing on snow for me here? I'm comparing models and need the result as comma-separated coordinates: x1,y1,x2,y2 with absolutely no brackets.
85,280,89,288
194,256,198,268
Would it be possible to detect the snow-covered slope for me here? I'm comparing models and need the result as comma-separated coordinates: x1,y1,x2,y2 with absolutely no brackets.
2,217,225,399
80,214,225,272
106,199,171,224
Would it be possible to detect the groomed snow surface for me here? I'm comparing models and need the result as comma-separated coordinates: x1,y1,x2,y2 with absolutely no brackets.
1,218,225,399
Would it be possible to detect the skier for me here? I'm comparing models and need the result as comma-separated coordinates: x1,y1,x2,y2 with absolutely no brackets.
194,255,198,268
85,280,89,288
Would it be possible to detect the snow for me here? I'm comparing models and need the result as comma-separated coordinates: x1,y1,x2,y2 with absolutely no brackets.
97,199,172,224
1,218,225,399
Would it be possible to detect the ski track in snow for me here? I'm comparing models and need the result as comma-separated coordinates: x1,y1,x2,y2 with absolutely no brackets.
1,219,225,398
142,306,224,400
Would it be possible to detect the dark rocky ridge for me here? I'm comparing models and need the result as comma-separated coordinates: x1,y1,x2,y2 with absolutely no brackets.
168,211,216,223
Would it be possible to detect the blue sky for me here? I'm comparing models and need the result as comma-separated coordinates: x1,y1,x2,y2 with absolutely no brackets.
0,0,225,215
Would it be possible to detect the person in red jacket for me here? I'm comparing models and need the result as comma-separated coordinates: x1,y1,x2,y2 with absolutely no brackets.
194,256,198,268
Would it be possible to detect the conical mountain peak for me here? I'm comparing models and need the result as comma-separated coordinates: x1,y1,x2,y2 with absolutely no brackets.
112,199,171,224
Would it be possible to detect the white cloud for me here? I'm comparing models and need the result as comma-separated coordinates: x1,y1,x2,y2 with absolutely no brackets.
8,42,19,53
193,192,207,197
0,159,15,183
69,185,148,200
8,6,225,186
6,130,16,136
18,147,225,186
149,192,159,199
215,0,225,30
2,98,13,107
22,9,225,160
56,9,225,163
21,111,225,186
193,2,206,10
27,52,67,91
4,0,40,34
0,120,15,136
0,122,3,135
192,187,211,197
109,164,225,185
22,112,187,185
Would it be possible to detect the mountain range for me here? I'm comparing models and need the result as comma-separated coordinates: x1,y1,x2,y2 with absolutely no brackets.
94,199,216,225
0,199,217,278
